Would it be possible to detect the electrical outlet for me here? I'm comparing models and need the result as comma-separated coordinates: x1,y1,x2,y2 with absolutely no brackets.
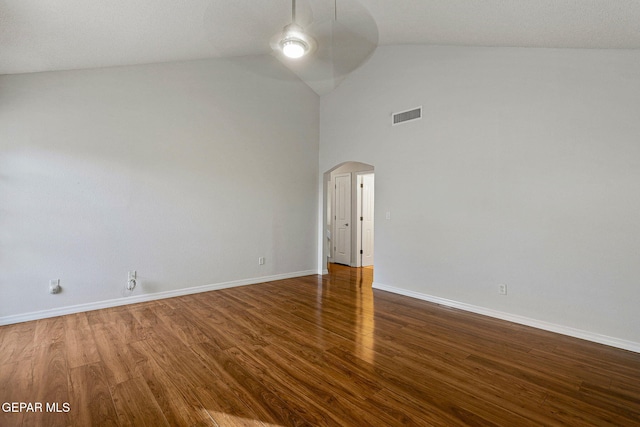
498,284,507,295
49,279,61,294
258,257,265,265
127,271,137,291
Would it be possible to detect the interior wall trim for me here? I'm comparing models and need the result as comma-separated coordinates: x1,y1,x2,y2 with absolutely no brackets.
0,270,319,326
373,281,640,354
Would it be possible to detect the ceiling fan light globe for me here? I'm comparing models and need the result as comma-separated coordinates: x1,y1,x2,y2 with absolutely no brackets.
282,39,307,58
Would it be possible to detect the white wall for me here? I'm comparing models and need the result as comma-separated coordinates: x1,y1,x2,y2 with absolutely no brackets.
0,57,319,320
320,45,640,348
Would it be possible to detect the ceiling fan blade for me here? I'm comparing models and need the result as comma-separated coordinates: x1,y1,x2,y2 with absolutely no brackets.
310,18,378,78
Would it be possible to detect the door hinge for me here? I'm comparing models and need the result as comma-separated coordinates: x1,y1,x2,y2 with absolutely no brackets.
360,250,363,254
360,216,363,221
360,183,363,188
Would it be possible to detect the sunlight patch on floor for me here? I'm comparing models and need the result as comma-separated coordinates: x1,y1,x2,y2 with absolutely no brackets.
203,409,283,427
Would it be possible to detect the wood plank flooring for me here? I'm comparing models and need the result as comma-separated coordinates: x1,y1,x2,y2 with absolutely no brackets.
1,264,639,426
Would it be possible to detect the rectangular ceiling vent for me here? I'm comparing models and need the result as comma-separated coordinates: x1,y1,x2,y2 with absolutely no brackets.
392,106,422,126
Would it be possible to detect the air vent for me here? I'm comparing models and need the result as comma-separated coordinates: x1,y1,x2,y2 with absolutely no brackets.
392,106,422,126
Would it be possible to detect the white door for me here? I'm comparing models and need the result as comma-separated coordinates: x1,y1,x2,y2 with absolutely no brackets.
333,173,351,265
361,174,374,266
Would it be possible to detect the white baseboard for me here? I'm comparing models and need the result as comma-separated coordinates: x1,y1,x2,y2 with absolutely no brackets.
0,270,318,326
373,281,640,354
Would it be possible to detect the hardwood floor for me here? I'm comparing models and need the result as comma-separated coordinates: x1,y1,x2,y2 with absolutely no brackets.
1,264,639,426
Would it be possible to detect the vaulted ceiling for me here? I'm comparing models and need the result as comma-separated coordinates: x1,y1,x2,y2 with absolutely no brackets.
2,0,639,91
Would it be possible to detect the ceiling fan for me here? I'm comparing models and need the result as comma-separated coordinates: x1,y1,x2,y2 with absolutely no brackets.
204,0,378,94
270,0,317,59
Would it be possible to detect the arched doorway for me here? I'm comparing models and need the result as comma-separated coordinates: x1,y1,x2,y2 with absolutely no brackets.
322,161,375,273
